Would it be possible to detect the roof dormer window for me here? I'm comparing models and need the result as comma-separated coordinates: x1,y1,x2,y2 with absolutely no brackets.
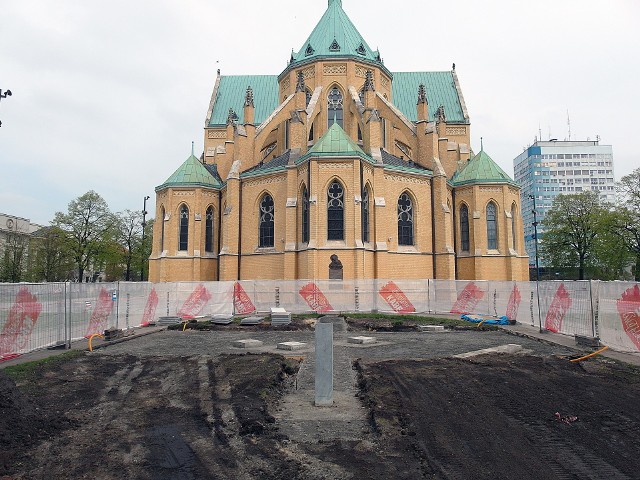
305,44,315,56
329,39,341,52
356,43,366,55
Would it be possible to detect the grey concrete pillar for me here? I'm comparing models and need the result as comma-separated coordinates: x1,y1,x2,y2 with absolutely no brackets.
315,322,333,406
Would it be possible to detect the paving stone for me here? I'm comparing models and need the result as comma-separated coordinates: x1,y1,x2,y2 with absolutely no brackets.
348,336,377,344
240,316,265,325
232,339,264,348
419,325,445,332
277,341,307,351
212,314,233,325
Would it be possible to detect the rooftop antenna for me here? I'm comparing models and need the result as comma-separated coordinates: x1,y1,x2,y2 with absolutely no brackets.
538,124,542,143
548,125,551,141
567,110,571,141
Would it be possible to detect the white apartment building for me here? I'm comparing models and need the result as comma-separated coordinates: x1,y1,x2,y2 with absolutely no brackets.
513,140,615,267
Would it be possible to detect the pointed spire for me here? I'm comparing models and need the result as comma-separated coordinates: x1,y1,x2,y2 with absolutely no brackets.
364,70,375,91
191,141,194,156
417,84,427,105
436,105,446,123
227,108,238,126
480,137,484,151
328,0,342,6
244,86,254,107
295,70,305,92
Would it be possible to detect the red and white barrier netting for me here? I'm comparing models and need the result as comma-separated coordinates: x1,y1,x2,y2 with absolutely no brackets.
1,280,638,359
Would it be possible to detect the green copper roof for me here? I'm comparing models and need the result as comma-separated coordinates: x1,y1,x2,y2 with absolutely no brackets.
308,122,367,156
452,149,517,186
290,0,380,67
209,75,279,127
392,72,467,123
156,155,221,191
210,71,466,128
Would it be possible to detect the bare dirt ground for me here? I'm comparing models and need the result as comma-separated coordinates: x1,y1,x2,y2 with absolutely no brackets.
2,318,640,479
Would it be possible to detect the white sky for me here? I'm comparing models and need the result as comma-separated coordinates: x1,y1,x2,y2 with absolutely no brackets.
1,0,639,226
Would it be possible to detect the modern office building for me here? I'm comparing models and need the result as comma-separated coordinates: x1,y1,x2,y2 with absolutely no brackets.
513,140,615,267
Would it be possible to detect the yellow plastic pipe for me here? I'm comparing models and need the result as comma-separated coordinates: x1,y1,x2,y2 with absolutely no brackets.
88,333,104,352
570,345,609,363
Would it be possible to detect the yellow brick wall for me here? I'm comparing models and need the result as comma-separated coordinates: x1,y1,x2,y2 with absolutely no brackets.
153,57,528,282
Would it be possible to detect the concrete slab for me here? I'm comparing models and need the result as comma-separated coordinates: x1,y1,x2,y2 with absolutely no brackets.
277,341,307,351
212,314,233,325
240,316,265,325
348,336,376,345
232,339,264,349
454,344,523,358
419,325,446,332
271,307,287,314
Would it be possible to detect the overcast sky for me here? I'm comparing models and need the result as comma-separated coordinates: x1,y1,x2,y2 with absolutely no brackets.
2,0,639,226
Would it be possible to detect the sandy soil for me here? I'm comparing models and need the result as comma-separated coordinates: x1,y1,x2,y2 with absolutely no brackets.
2,319,640,479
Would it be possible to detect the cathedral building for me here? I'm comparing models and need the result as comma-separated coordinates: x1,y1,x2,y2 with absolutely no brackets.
149,0,529,282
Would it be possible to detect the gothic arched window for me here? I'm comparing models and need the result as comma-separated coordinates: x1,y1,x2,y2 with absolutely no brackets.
487,202,498,250
179,204,189,251
362,186,370,243
301,185,310,243
259,194,275,248
327,181,344,240
160,206,165,252
511,203,517,250
397,192,414,246
327,86,344,129
460,204,470,252
205,206,214,253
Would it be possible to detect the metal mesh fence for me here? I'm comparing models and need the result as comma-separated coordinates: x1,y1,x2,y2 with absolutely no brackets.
1,280,638,358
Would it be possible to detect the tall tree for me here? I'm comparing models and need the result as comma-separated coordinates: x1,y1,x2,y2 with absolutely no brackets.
0,231,28,282
612,167,640,280
26,226,74,282
541,191,606,280
114,209,143,281
53,191,116,282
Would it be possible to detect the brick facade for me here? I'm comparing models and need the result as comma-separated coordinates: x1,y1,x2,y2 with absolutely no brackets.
149,2,529,282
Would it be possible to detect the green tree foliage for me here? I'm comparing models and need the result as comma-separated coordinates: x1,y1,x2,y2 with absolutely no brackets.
0,231,28,282
612,167,640,280
53,191,116,282
114,209,143,281
541,191,608,280
26,226,74,282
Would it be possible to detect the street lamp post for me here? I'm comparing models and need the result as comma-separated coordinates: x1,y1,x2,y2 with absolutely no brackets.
529,194,544,332
0,89,12,127
141,196,150,281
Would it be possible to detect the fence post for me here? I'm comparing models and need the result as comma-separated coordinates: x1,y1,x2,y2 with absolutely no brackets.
65,282,71,349
589,279,596,338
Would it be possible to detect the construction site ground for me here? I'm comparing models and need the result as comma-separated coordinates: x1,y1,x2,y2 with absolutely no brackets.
2,317,640,480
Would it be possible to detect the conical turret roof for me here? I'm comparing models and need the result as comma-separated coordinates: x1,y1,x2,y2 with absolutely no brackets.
285,1,383,72
156,154,221,190
452,149,518,187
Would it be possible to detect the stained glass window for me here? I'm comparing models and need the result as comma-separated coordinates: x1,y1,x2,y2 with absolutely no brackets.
487,202,498,250
460,204,469,252
259,195,274,248
205,206,214,253
179,205,189,251
397,193,414,246
327,181,344,240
